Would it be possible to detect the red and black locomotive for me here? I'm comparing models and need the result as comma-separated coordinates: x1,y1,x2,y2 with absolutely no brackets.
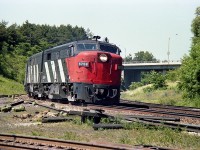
24,37,122,104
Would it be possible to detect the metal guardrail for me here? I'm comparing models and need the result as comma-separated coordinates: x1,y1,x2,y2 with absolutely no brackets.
123,60,181,64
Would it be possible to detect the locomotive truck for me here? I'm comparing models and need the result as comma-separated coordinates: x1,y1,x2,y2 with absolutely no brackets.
24,37,122,104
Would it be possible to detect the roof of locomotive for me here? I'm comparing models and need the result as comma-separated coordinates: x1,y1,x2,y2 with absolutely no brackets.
49,39,118,49
28,39,119,61
76,39,117,46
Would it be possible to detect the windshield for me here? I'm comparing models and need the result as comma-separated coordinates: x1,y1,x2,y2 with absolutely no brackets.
100,44,119,54
77,43,97,51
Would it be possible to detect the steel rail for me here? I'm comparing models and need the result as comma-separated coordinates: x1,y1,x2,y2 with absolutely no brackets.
124,117,200,133
6,98,199,134
0,133,134,150
33,99,200,119
0,134,176,150
121,99,200,112
32,102,200,133
26,96,200,119
87,103,200,119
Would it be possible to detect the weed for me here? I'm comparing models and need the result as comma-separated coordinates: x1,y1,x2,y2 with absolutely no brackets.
129,82,144,90
159,99,176,105
82,116,95,125
143,87,154,93
72,117,82,125
123,122,137,130
162,92,168,97
31,131,42,136
101,118,111,123
119,132,131,144
63,131,80,141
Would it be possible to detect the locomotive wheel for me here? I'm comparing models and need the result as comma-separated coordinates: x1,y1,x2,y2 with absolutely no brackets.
28,92,33,98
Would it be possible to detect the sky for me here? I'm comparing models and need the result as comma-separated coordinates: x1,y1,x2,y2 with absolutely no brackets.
0,0,199,61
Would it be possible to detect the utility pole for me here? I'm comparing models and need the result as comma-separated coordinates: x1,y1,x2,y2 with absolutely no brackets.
125,48,126,59
167,37,170,64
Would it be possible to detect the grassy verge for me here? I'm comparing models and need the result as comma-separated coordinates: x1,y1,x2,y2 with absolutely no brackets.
121,82,200,107
0,75,25,95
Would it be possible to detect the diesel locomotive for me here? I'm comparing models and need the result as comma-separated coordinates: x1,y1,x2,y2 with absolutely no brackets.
24,37,122,104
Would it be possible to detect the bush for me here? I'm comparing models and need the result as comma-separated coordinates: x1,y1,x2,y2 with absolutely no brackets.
142,71,167,90
129,82,144,90
143,86,154,93
166,69,180,82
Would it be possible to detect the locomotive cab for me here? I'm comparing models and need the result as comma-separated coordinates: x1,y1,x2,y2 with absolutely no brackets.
66,40,122,104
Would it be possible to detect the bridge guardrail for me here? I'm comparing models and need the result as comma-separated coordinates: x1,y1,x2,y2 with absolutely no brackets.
123,60,181,64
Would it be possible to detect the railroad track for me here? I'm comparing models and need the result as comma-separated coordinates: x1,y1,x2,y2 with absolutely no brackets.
8,96,200,132
14,95,200,119
0,134,173,150
121,99,200,112
86,100,200,119
28,100,200,133
12,95,200,120
122,99,200,118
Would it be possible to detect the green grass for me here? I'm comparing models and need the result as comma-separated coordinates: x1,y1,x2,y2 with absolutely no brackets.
1,117,200,150
0,75,25,95
121,82,200,107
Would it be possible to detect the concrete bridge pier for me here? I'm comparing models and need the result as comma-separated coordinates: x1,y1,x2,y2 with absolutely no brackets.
124,70,141,88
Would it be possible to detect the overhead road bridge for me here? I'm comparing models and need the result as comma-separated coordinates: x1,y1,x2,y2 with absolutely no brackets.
122,61,181,88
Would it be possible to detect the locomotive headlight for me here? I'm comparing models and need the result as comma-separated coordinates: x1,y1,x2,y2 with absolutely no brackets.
99,54,108,62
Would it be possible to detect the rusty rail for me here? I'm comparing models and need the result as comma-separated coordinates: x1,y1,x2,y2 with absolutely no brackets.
0,133,133,150
0,133,175,150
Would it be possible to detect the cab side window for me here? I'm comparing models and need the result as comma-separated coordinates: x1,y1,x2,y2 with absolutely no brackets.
60,46,74,58
47,53,51,60
67,45,74,57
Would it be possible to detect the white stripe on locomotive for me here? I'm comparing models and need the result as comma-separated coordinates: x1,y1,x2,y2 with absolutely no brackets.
58,59,65,82
36,64,39,83
30,65,33,83
28,66,30,83
45,62,51,82
51,61,57,82
34,65,36,83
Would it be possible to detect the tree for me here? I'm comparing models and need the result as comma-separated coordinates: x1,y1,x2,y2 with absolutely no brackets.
0,21,89,83
133,51,156,61
86,28,94,39
0,21,8,54
178,7,200,99
123,54,133,62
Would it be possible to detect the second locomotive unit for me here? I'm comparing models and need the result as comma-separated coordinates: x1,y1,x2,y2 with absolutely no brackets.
24,37,122,104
